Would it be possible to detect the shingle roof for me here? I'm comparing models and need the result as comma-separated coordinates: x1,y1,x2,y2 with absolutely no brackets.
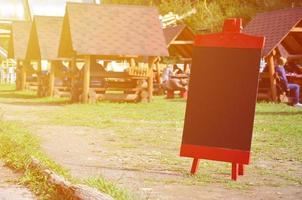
8,21,32,60
243,8,302,57
59,3,168,57
26,16,63,60
164,24,187,45
163,24,195,59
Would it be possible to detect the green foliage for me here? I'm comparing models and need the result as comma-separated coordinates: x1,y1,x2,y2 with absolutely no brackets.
101,0,299,33
101,0,154,6
183,0,295,32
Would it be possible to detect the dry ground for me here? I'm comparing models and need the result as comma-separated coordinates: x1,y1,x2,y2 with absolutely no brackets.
0,161,36,200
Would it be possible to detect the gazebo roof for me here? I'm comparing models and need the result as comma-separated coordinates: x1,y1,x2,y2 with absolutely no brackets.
59,3,168,58
163,24,195,59
164,25,187,45
243,7,302,57
26,16,63,60
8,21,32,60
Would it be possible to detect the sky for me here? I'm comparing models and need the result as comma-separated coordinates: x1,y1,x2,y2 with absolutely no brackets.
0,0,99,20
28,0,96,16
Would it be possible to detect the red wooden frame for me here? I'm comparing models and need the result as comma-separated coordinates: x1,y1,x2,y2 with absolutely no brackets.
180,18,265,181
180,144,251,164
180,144,250,180
195,19,264,49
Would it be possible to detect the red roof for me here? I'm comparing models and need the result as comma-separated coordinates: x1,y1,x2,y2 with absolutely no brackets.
243,8,302,57
59,3,168,58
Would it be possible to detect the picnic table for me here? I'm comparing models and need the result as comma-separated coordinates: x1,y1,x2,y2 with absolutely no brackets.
72,71,149,103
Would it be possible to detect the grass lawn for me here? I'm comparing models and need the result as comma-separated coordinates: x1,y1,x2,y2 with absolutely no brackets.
0,84,301,198
46,97,302,187
0,120,71,199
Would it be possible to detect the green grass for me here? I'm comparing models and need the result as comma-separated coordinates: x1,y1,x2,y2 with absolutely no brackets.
0,84,69,105
0,120,72,199
0,118,135,200
41,96,302,188
85,177,135,200
0,84,301,194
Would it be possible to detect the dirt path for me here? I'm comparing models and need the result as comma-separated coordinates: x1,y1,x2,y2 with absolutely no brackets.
0,101,301,200
0,161,36,200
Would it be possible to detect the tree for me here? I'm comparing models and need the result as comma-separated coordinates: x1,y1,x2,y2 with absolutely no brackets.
101,0,300,33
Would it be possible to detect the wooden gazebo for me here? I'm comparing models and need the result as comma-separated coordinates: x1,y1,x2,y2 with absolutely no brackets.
26,16,64,97
8,21,32,90
244,8,302,101
59,3,168,103
164,24,195,63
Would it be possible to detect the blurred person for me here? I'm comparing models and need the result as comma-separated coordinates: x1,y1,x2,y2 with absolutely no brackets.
275,57,302,108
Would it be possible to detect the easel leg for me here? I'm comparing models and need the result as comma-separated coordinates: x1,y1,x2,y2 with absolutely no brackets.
238,164,244,176
191,158,200,174
231,163,238,181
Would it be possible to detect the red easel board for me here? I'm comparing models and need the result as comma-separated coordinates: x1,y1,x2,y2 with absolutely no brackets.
180,19,265,180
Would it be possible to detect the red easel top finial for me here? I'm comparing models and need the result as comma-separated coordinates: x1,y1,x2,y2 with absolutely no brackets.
223,18,242,33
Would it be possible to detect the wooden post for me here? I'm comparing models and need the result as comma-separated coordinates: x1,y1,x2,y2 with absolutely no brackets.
20,60,28,91
16,60,21,90
130,58,136,67
82,56,91,103
148,57,156,102
156,61,161,84
48,61,55,96
37,60,42,97
69,57,78,102
267,54,277,101
70,57,76,87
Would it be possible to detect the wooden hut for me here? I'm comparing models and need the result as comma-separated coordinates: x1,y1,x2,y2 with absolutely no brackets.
26,16,64,97
8,21,32,90
59,3,168,103
164,24,195,63
244,8,302,101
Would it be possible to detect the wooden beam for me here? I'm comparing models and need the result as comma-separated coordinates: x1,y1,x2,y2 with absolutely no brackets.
170,40,194,45
291,27,302,32
82,55,91,103
267,54,277,102
179,58,192,62
287,54,302,59
48,61,55,96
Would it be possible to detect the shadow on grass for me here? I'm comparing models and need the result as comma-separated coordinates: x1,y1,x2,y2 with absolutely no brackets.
166,98,187,103
72,163,183,177
0,100,71,106
0,92,38,99
256,111,302,116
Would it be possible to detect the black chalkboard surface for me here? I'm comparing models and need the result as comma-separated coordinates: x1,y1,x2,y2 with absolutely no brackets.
180,18,265,180
182,47,261,151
